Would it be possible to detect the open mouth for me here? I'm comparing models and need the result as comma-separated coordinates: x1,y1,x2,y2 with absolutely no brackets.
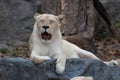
41,32,51,40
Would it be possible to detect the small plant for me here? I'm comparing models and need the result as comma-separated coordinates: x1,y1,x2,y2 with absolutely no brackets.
116,22,120,28
8,47,18,57
0,49,9,54
11,52,18,56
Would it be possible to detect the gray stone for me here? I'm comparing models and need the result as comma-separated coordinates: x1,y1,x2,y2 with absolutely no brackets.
0,0,41,49
0,58,120,80
93,0,120,41
100,0,120,22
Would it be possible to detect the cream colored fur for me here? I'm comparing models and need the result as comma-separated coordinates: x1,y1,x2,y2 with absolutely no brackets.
71,76,93,80
29,13,118,74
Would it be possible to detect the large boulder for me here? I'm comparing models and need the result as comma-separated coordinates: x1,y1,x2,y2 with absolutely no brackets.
0,0,41,49
0,58,120,80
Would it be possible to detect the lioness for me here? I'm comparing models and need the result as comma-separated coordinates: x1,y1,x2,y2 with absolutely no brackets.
29,13,118,74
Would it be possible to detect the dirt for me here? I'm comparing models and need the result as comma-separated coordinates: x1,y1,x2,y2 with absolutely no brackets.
0,44,30,59
95,37,120,61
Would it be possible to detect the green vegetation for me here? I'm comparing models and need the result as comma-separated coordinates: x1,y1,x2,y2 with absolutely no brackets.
0,45,29,58
0,49,9,54
116,22,120,28
94,25,109,41
0,47,17,56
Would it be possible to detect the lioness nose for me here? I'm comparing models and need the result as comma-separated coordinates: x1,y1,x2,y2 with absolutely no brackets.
42,26,49,29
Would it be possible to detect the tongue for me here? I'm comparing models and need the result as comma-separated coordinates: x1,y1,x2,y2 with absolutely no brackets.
42,35,51,40
41,32,51,40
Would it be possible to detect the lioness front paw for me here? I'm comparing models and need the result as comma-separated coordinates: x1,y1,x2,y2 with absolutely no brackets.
56,64,65,74
44,56,51,60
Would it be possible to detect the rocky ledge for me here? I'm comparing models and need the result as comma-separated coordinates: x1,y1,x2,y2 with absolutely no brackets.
0,58,120,80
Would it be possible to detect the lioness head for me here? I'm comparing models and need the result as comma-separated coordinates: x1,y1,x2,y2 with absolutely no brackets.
34,13,64,43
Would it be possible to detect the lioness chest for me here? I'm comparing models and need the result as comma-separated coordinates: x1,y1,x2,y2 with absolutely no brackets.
35,39,79,59
35,40,62,58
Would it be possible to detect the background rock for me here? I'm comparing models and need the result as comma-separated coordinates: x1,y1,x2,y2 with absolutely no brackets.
0,0,41,49
0,58,120,80
94,0,120,41
100,0,120,22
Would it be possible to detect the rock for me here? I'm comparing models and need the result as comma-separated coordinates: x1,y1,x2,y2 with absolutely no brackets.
93,0,120,41
0,58,120,80
0,0,41,49
100,0,120,22
0,41,9,49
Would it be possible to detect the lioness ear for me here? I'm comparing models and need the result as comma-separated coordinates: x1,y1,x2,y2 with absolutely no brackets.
34,13,41,20
57,14,64,21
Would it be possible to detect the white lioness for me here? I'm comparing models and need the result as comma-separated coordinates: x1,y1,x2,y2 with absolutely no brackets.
29,13,118,74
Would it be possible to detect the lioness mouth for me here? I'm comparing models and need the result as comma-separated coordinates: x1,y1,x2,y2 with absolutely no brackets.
41,32,51,40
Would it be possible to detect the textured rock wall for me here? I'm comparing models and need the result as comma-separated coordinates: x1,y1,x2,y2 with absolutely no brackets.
100,0,120,22
94,0,120,41
0,0,41,49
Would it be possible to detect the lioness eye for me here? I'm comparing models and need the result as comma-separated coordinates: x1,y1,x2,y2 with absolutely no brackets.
40,20,44,23
50,20,54,23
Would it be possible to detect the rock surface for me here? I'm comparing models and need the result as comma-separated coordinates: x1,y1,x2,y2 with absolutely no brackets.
94,0,120,41
0,0,41,49
100,0,120,22
0,58,120,80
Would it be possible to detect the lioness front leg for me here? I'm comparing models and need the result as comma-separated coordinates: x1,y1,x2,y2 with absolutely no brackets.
56,55,66,74
30,51,51,64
